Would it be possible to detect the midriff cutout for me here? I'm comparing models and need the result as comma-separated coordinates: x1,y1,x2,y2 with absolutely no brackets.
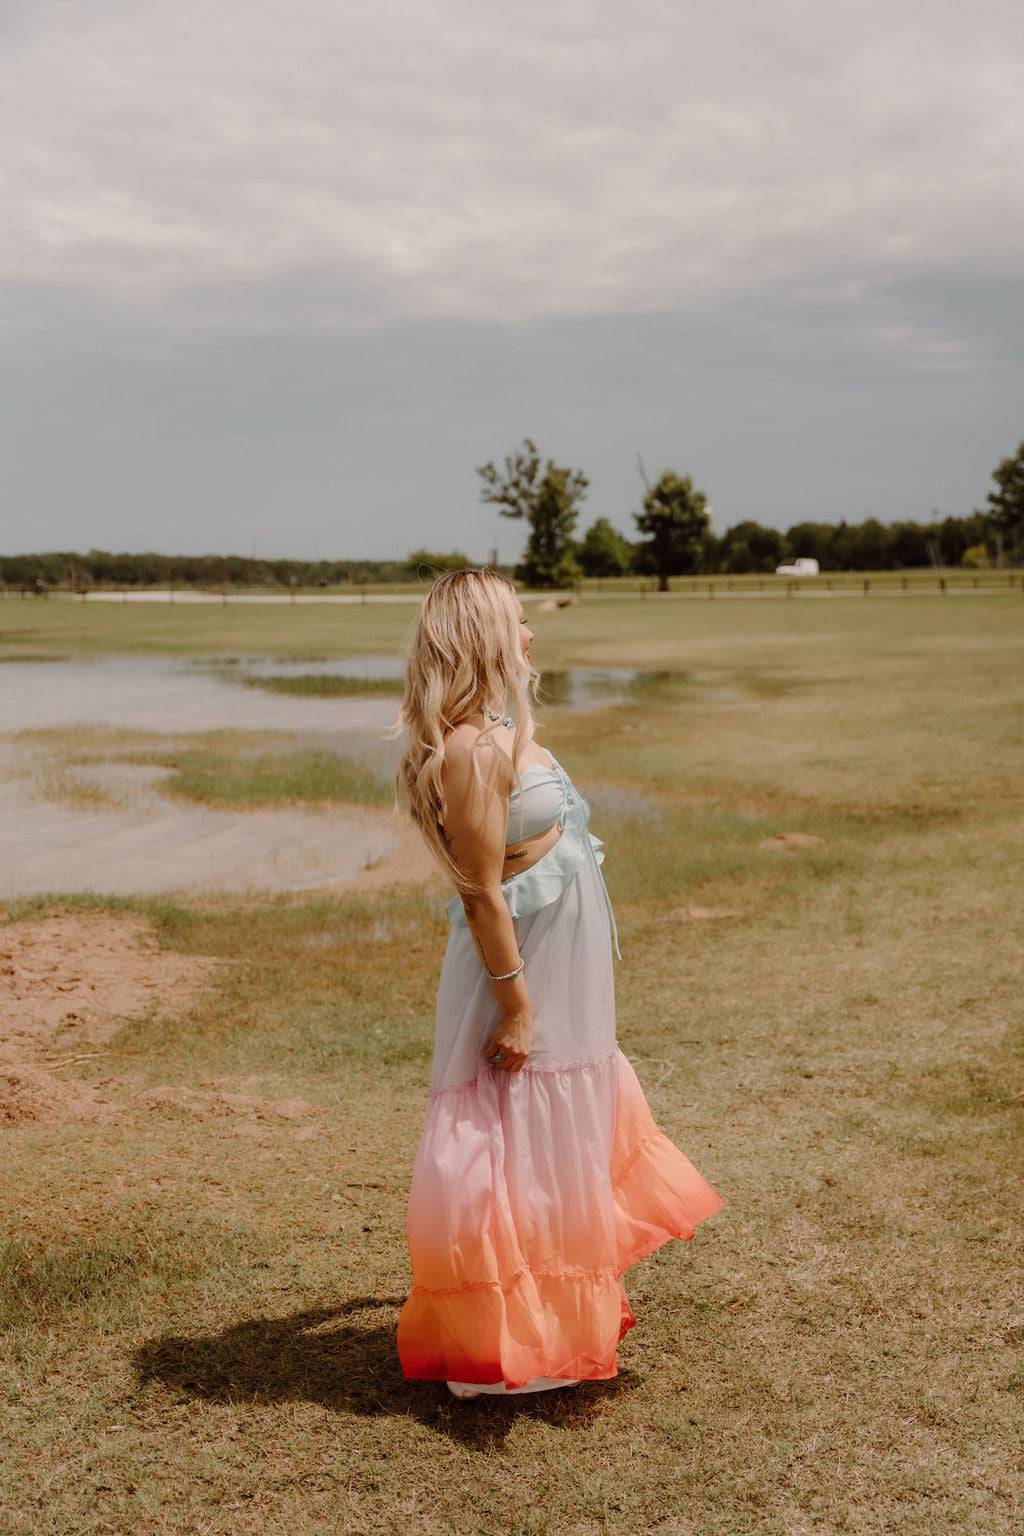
502,820,562,879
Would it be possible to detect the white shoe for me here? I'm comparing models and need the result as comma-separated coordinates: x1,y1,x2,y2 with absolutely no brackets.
446,1377,580,1398
446,1381,483,1400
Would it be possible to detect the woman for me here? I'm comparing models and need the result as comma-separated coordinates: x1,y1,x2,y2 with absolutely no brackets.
395,569,721,1398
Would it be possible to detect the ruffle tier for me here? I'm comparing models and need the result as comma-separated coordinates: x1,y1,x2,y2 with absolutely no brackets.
398,1049,722,1388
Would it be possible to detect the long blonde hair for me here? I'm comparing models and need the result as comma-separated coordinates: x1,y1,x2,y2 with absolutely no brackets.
396,569,538,884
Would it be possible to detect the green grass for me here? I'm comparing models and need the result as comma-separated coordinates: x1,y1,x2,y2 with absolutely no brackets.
148,743,393,808
0,595,417,661
2,586,1022,666
13,728,394,810
2,600,1024,1533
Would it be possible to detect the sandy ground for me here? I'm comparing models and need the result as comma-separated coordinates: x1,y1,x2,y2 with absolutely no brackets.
0,912,219,1125
0,907,422,1130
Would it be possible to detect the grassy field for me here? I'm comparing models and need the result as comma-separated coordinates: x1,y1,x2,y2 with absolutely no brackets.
2,596,1023,1535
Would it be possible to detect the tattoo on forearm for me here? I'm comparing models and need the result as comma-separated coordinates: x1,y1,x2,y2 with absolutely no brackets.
504,849,528,861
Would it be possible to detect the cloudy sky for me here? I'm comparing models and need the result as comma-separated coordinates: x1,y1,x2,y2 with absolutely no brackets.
2,0,1022,561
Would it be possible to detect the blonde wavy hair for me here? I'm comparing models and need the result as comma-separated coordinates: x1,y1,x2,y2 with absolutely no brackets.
396,569,538,885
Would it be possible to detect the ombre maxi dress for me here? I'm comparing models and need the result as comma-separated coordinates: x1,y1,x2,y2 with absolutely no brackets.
397,753,722,1391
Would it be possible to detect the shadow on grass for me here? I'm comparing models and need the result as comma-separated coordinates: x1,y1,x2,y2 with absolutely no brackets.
132,1295,636,1447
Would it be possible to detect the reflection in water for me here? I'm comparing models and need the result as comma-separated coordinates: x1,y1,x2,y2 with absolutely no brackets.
536,669,680,709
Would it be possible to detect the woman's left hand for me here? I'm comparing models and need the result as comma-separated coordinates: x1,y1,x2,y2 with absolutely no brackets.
485,1003,533,1073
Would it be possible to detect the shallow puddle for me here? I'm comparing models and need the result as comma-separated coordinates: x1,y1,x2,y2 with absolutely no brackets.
0,658,405,898
0,656,682,899
0,656,400,734
0,743,398,899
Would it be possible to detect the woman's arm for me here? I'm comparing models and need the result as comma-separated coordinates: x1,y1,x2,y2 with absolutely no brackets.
442,730,533,1073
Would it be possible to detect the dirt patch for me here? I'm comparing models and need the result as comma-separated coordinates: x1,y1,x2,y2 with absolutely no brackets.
344,817,439,895
0,912,217,1126
759,832,827,850
0,1063,120,1126
668,905,742,921
136,1083,318,1123
0,912,217,1056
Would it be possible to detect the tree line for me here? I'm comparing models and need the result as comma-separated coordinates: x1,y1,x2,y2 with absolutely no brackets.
3,438,1020,591
0,549,438,590
476,437,1024,588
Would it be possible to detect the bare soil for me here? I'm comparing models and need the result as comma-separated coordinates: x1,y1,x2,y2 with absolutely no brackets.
759,831,827,850
0,912,218,1125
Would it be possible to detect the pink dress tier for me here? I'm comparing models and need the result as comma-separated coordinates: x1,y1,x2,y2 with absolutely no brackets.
398,756,722,1390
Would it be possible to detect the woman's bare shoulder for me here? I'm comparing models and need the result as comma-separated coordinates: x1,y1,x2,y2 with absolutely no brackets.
442,721,515,790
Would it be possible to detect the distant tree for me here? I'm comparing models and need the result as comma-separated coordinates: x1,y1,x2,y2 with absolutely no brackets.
848,518,892,571
717,521,786,574
936,512,989,568
577,517,633,578
632,470,710,590
885,521,930,569
698,528,722,575
984,439,1024,562
477,438,587,588
404,549,472,577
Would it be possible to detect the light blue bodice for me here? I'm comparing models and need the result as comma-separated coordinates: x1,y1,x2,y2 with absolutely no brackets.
506,762,566,843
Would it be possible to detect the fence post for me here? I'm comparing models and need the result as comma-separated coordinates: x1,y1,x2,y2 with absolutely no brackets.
863,578,870,596
940,577,946,594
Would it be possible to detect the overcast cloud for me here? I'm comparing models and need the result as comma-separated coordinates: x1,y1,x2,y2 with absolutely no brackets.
2,0,1022,559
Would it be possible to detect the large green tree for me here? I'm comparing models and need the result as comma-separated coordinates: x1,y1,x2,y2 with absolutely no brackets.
985,440,1024,561
477,438,587,588
633,470,710,589
578,517,633,578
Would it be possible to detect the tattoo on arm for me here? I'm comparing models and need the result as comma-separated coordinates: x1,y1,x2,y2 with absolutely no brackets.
504,849,528,861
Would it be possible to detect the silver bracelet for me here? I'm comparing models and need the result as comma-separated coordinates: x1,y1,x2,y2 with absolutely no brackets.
485,958,525,983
